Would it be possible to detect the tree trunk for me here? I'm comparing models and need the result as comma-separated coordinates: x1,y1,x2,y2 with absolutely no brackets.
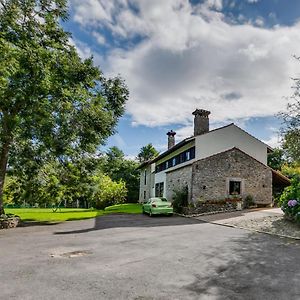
0,118,13,215
0,137,11,215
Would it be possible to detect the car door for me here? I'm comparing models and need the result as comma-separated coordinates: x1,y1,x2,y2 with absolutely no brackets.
144,199,151,213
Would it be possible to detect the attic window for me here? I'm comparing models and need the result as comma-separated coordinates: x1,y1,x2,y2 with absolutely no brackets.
229,181,241,195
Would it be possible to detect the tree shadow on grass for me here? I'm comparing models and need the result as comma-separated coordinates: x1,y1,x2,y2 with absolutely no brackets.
184,232,300,299
54,214,204,235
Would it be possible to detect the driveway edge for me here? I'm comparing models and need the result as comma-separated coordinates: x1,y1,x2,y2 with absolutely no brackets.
175,212,300,241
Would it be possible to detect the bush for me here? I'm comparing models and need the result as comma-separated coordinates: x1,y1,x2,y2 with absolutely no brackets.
93,175,127,210
281,199,300,223
172,186,188,213
243,195,255,209
279,177,300,206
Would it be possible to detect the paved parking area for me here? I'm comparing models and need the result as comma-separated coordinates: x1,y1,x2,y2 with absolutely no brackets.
1,214,300,300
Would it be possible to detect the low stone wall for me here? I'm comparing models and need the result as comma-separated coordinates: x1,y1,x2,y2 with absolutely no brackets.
0,215,21,229
182,201,239,215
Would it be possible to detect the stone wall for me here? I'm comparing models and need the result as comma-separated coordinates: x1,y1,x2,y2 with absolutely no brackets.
0,215,20,229
166,165,192,201
191,148,272,205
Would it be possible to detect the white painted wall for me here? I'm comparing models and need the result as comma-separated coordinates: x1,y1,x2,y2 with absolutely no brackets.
139,165,152,203
195,124,268,165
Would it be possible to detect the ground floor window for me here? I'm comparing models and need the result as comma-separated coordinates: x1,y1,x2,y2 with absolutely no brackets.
143,191,146,200
229,180,241,195
155,182,164,197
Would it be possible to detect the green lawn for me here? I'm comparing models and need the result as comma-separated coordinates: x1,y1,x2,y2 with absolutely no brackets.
6,203,142,223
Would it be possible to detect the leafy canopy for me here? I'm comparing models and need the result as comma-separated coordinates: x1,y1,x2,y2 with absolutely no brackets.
103,147,140,202
137,143,159,163
0,0,128,213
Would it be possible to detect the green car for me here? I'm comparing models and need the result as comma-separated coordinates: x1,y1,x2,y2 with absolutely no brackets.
142,197,173,216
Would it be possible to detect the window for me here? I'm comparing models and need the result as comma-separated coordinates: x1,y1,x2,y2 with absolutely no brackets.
144,170,147,185
172,157,176,167
190,147,195,159
229,181,241,195
155,182,164,197
186,151,190,161
143,191,146,199
155,146,196,173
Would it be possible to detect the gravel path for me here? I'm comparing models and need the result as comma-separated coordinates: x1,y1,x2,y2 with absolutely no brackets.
227,215,300,239
195,208,300,239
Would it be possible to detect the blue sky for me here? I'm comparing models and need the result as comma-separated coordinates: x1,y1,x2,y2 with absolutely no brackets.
65,0,300,158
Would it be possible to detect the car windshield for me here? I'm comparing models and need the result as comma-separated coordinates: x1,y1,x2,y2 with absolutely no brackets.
159,198,168,202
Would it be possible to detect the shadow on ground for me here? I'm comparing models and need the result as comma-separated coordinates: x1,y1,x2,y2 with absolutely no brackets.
20,220,61,227
54,214,204,235
184,233,300,299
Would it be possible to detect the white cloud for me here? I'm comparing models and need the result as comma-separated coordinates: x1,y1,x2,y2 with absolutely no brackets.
69,38,93,59
72,0,114,26
205,0,223,11
92,31,106,45
70,0,300,141
263,134,282,148
254,17,264,27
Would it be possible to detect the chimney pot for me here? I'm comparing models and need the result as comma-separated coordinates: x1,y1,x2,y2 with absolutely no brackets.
192,109,210,135
167,130,176,149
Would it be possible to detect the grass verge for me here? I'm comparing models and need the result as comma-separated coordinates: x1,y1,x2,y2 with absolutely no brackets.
6,203,142,223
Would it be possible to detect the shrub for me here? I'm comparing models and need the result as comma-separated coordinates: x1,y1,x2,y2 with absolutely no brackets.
281,199,300,223
172,186,188,213
279,177,300,206
243,195,255,209
93,175,127,210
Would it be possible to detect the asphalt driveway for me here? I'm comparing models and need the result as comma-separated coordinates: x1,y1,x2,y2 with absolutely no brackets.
0,214,300,300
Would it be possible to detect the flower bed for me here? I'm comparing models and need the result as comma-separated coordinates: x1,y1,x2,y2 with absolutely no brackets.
281,199,300,224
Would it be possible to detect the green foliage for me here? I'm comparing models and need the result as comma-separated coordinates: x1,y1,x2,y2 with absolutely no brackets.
172,186,188,213
243,195,254,209
279,177,300,206
92,175,127,210
280,76,300,164
0,0,128,212
4,156,129,209
137,143,159,163
281,198,300,223
282,129,300,164
103,147,140,202
267,148,285,170
281,163,300,178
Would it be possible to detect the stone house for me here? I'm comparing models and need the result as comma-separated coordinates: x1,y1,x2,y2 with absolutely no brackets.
138,109,290,207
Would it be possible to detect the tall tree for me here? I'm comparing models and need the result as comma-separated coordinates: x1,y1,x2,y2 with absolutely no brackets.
0,0,128,214
267,148,285,171
103,147,140,202
137,143,159,163
280,76,300,164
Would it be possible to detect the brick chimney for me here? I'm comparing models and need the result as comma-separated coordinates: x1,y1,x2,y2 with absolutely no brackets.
167,130,176,149
192,109,211,136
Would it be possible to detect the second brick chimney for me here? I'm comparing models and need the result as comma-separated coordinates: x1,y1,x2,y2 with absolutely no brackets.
192,109,211,136
167,130,176,149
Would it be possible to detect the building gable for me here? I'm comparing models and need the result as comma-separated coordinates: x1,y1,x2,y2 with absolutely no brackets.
195,124,268,165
